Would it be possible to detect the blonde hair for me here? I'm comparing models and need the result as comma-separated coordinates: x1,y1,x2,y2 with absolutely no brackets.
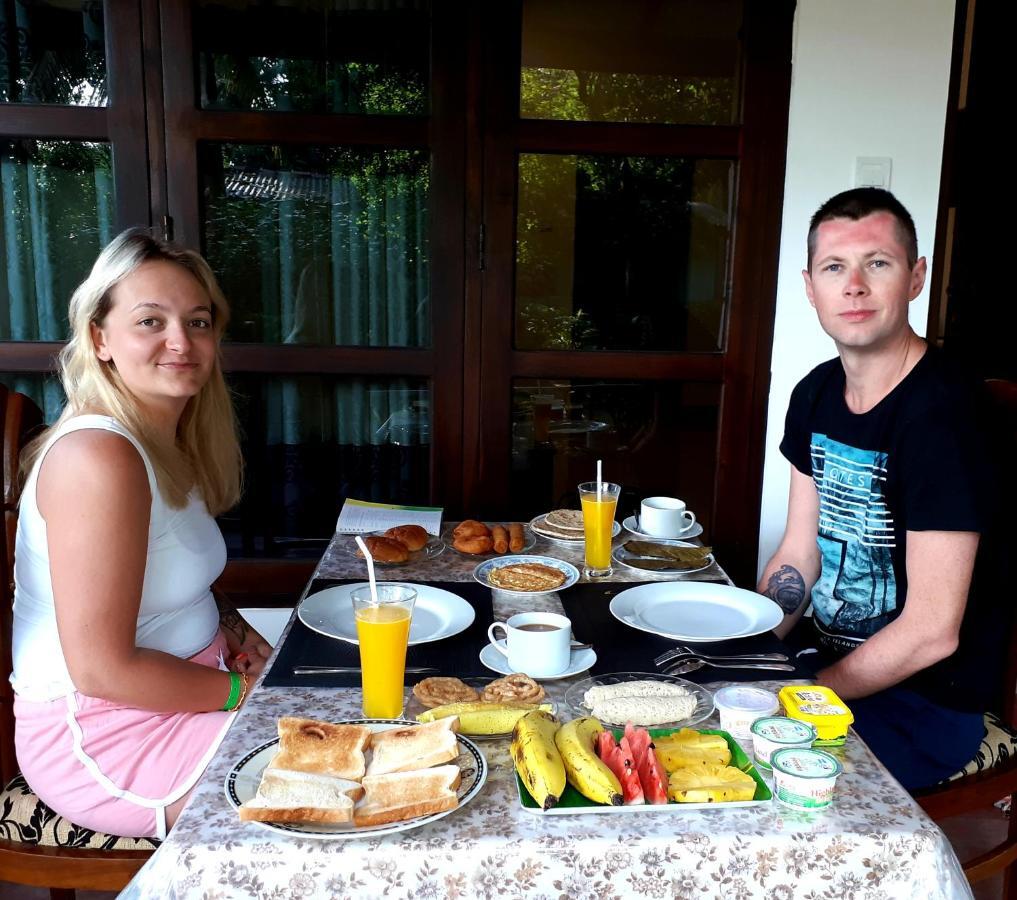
23,228,243,515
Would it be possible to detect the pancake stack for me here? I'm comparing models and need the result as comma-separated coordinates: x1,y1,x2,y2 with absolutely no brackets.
531,509,586,541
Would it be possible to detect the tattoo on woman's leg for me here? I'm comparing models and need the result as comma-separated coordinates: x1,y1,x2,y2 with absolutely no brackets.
765,565,806,613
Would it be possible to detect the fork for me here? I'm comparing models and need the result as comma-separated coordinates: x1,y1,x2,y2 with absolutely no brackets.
654,645,789,667
664,658,796,675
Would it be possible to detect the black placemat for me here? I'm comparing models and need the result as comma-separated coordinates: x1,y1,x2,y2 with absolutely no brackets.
264,580,495,688
560,582,812,683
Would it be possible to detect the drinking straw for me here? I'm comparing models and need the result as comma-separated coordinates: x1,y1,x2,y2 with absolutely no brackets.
354,535,379,604
596,459,603,498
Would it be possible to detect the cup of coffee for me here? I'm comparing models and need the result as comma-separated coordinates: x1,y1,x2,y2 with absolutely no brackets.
487,612,572,677
640,496,696,538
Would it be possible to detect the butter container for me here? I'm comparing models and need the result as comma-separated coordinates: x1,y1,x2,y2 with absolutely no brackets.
770,747,843,810
713,686,779,743
778,685,853,746
750,716,816,770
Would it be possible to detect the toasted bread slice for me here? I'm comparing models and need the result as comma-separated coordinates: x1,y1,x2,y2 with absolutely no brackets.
238,768,364,824
365,718,460,777
268,717,371,781
353,764,461,827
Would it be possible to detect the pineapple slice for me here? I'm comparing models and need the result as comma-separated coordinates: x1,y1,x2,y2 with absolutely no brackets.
654,730,731,772
668,763,756,803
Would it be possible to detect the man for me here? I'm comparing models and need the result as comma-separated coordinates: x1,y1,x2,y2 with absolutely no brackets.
758,188,999,790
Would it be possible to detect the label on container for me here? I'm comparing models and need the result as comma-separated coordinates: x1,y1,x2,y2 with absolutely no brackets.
771,748,842,810
751,717,815,744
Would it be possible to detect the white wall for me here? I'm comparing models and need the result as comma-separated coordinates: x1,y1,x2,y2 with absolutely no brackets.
755,0,956,580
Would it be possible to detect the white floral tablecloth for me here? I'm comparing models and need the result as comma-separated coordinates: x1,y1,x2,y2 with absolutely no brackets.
120,535,972,900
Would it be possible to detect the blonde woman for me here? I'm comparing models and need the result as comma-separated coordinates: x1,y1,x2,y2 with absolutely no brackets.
10,228,270,839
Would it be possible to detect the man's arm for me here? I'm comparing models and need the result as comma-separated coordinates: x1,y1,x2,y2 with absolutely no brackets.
815,530,978,700
757,467,822,639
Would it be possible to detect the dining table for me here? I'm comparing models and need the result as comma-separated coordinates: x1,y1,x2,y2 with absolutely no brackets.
120,523,972,900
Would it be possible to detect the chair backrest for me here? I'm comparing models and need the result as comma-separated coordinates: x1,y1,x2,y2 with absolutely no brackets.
0,385,44,785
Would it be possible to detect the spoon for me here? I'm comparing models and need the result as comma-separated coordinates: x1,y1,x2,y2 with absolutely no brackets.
665,658,795,675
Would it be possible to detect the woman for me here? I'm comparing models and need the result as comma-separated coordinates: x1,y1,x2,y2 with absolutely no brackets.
10,228,271,839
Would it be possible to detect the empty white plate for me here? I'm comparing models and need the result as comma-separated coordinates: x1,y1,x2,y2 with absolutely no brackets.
609,582,783,642
298,583,475,646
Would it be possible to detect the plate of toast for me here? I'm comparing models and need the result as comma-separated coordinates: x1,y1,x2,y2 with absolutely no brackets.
227,716,487,839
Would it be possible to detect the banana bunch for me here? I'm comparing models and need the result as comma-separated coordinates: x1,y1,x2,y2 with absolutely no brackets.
554,717,623,806
510,710,566,810
416,701,552,735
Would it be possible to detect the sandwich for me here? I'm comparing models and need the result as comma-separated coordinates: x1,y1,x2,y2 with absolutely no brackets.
353,764,461,827
365,717,460,776
238,768,364,824
269,717,372,781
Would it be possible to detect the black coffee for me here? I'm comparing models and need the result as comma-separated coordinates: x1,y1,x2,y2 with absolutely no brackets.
517,623,560,632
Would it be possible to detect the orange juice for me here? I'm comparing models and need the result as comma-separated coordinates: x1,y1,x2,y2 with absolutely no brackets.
355,605,411,718
581,494,616,569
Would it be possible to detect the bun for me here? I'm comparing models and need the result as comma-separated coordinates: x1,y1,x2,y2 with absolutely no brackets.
384,524,429,551
353,765,461,827
453,520,490,539
453,535,494,555
366,717,460,776
238,768,363,824
359,536,410,563
269,717,371,781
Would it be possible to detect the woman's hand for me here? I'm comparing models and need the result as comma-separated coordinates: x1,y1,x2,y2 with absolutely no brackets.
229,639,272,676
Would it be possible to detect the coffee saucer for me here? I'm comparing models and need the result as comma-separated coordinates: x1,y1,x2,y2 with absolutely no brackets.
622,515,703,541
479,641,598,680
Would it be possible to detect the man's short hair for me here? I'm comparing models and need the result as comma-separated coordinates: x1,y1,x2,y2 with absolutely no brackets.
806,188,919,271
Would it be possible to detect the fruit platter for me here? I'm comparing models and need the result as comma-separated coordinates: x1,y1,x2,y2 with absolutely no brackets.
512,711,771,814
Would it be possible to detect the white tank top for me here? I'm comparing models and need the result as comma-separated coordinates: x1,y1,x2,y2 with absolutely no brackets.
10,415,226,701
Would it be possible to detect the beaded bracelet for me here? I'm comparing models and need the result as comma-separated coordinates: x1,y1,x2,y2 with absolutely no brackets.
222,671,242,711
235,671,249,709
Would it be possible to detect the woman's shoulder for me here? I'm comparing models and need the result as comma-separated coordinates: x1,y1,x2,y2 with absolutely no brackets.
38,419,152,499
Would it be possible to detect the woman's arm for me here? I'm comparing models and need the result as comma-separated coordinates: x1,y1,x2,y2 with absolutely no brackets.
214,588,272,676
38,430,243,712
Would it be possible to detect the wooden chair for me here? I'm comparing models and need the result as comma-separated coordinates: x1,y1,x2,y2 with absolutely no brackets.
0,385,155,897
912,378,1017,897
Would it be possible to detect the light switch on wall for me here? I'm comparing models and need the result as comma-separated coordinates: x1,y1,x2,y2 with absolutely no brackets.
854,157,892,188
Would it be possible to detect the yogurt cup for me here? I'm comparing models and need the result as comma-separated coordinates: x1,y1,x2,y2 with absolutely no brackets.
750,716,817,770
770,747,843,810
714,686,779,742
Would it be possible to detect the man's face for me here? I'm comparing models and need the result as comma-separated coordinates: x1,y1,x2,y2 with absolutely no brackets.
803,212,926,353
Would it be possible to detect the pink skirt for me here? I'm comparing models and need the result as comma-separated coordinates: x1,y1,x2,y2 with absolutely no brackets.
14,632,235,839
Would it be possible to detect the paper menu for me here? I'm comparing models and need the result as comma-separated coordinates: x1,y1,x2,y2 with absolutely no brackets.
335,498,443,535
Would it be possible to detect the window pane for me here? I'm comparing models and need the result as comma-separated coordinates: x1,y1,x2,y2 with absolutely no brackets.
510,379,719,533
195,0,429,115
521,0,741,125
0,372,65,423
0,140,114,342
0,1,106,105
515,154,732,352
202,143,430,347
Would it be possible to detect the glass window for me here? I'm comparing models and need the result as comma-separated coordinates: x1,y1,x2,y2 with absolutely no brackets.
0,140,114,342
201,143,430,347
521,0,741,125
0,1,106,106
510,379,719,532
194,0,429,115
224,374,430,557
515,153,733,352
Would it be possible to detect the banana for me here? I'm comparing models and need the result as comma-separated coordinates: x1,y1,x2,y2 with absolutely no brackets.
554,717,623,806
510,710,566,810
416,701,552,735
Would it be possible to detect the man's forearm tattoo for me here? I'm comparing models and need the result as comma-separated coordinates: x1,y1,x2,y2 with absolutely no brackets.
764,565,807,614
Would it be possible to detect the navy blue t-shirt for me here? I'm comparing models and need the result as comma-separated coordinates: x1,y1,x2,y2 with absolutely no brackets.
780,348,1001,712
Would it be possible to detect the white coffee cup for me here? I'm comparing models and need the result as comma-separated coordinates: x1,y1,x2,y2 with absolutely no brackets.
639,496,696,538
487,612,572,677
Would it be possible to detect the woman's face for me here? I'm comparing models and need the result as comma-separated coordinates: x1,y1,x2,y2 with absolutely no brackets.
90,260,217,420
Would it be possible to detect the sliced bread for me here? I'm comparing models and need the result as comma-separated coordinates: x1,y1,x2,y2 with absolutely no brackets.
238,767,364,824
353,764,461,827
365,717,460,776
269,717,371,781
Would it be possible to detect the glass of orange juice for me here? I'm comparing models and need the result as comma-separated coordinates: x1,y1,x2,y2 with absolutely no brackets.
351,583,416,718
578,481,621,577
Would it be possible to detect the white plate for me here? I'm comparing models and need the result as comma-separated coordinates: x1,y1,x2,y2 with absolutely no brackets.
298,583,475,646
479,641,597,680
528,514,622,545
224,719,487,839
563,671,714,730
612,539,714,576
609,582,783,642
622,515,704,541
444,523,537,557
472,555,580,596
335,532,446,566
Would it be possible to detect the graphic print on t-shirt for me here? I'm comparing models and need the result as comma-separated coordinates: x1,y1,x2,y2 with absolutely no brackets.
811,433,897,647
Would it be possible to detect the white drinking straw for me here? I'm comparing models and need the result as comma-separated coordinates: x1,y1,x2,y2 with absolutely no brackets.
354,535,379,604
596,459,603,497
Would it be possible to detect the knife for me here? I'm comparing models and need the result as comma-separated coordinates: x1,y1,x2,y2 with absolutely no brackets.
292,665,439,675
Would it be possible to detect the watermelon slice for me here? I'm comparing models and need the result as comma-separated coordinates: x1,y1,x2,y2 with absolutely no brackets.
597,731,644,805
625,723,669,805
